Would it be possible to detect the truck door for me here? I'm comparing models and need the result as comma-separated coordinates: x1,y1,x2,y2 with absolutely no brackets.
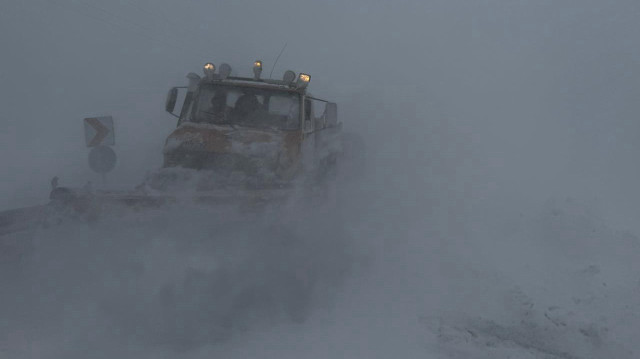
303,98,313,133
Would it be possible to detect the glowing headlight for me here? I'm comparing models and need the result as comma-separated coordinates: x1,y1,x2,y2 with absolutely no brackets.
253,60,263,79
296,73,311,88
299,73,310,83
203,62,216,78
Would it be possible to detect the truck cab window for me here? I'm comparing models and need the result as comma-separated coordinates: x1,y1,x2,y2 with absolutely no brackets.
191,84,300,130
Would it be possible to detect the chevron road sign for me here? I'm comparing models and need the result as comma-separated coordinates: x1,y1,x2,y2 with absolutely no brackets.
84,116,115,147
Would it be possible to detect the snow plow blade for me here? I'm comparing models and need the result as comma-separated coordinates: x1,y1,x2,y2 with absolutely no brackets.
0,205,47,236
79,187,294,209
0,187,294,237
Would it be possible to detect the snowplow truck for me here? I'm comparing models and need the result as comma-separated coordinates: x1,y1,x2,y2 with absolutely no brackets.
156,61,341,189
0,61,343,236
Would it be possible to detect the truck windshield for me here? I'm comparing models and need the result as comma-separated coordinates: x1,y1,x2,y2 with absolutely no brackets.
191,85,300,130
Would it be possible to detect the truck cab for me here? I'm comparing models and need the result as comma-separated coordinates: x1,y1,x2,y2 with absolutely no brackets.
163,61,341,188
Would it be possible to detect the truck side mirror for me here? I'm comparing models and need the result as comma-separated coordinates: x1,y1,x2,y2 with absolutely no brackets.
325,102,338,126
165,87,178,114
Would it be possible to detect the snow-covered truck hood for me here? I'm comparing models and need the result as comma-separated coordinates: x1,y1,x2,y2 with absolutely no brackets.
162,122,303,180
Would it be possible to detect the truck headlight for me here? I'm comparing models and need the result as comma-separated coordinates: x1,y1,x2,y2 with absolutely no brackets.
203,63,216,78
296,73,310,88
253,60,263,79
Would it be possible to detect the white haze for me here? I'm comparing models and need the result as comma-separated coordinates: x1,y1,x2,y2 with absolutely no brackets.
1,1,640,358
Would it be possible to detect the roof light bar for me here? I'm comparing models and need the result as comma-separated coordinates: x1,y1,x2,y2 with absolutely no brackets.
296,73,310,88
203,62,216,79
253,60,263,80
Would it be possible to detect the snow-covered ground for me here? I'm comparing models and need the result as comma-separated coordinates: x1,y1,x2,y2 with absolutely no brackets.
424,197,640,358
2,156,639,359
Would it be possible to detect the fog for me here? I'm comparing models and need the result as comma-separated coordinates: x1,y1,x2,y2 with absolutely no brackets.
1,1,640,358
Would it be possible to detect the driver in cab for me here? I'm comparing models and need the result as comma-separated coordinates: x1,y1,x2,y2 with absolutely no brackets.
233,92,264,125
